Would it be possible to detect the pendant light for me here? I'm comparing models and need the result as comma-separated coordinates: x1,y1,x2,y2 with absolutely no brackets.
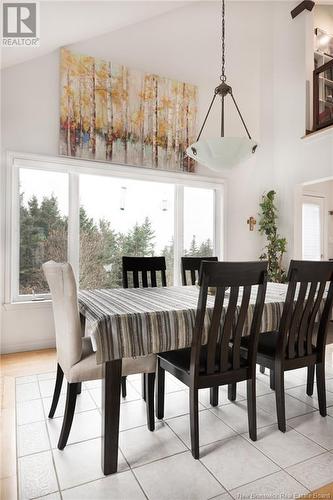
186,0,257,171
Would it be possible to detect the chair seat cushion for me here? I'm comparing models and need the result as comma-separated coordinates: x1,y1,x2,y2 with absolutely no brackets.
240,331,279,358
67,337,156,383
159,345,247,375
68,337,103,383
240,332,317,361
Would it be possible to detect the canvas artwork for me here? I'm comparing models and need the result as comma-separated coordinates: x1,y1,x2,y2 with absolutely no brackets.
59,48,197,172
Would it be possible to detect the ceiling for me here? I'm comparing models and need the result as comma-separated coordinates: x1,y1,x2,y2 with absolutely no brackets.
1,1,189,69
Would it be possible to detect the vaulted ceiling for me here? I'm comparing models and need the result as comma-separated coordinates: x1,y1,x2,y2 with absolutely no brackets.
1,1,189,68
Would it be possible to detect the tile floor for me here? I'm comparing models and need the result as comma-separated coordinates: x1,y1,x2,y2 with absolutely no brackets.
16,348,333,500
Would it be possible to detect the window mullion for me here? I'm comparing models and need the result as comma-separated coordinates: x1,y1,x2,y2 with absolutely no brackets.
174,185,184,286
214,188,223,260
9,165,20,302
68,172,80,282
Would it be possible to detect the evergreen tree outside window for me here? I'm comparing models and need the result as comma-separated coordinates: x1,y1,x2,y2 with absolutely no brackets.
19,169,68,295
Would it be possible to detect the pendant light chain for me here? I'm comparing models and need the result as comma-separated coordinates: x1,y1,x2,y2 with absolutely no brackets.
185,0,257,165
220,0,226,82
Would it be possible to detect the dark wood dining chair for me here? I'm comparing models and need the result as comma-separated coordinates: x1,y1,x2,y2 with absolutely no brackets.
240,260,333,433
181,256,218,286
122,256,167,419
156,261,268,459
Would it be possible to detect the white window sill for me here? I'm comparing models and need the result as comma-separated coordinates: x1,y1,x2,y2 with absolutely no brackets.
301,124,333,141
3,300,52,311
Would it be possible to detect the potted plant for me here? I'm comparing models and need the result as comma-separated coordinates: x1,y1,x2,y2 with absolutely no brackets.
258,190,287,283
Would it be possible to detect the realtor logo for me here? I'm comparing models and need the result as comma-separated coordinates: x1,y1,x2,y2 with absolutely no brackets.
2,2,40,46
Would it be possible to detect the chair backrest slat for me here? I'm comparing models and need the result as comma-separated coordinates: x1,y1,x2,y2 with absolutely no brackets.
276,272,297,354
190,261,268,379
206,287,225,374
279,260,333,362
161,269,167,287
122,256,167,289
151,269,157,287
287,282,308,359
133,269,140,288
231,285,252,369
190,269,196,286
123,270,129,288
220,286,239,372
181,256,218,286
142,269,148,288
246,278,268,365
297,281,318,357
306,281,326,355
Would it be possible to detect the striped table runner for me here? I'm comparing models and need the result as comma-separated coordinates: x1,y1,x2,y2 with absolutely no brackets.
78,283,288,364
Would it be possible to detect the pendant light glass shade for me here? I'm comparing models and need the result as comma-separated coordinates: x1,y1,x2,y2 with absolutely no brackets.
186,137,257,170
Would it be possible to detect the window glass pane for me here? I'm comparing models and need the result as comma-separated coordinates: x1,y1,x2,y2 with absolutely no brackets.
184,187,214,257
19,168,68,295
79,175,174,288
302,202,322,261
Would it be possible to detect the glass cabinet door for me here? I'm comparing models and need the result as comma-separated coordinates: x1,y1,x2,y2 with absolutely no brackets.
314,60,333,130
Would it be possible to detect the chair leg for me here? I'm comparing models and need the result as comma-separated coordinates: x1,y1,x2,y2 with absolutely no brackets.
121,377,127,398
260,365,265,374
247,377,257,441
48,364,64,418
189,387,199,459
210,387,219,407
306,365,315,397
270,370,275,390
228,383,237,401
142,373,146,401
58,383,78,450
274,366,286,432
316,362,327,417
155,359,165,419
145,373,155,431
77,382,82,395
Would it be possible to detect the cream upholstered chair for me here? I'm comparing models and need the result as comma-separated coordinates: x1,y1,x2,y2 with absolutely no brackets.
43,261,156,450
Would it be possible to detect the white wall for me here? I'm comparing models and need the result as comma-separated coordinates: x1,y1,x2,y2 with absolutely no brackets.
2,1,333,353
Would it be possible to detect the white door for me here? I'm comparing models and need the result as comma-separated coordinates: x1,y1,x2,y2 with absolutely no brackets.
302,195,325,261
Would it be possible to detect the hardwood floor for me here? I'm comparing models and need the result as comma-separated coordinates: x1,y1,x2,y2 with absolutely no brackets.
304,482,333,498
1,348,56,378
0,349,56,500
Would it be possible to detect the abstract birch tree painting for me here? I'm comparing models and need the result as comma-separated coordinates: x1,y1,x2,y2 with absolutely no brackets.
60,48,197,172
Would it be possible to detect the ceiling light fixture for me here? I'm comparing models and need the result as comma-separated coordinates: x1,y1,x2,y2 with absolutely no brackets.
186,0,257,171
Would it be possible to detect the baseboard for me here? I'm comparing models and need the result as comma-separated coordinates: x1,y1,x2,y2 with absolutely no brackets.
0,338,56,354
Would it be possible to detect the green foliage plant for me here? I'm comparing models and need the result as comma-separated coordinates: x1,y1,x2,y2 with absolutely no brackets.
258,190,287,283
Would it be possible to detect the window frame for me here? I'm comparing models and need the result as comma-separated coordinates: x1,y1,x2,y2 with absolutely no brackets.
6,151,225,304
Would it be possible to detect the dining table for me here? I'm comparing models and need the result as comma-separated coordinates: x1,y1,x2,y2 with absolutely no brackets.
78,282,289,475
